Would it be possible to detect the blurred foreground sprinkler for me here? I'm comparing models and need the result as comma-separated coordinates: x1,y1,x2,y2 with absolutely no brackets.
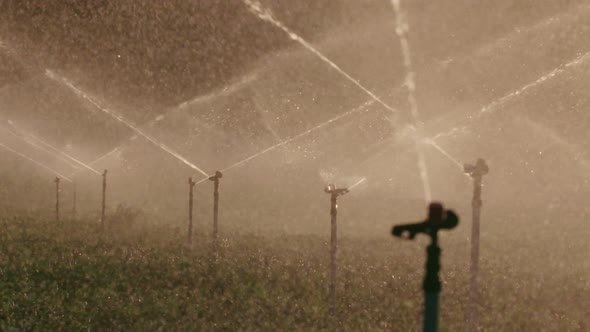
324,184,349,315
54,177,61,222
187,177,196,245
209,171,223,248
392,203,459,332
101,170,107,229
464,158,489,331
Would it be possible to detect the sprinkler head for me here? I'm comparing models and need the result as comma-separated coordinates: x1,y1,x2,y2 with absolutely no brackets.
188,177,196,186
324,184,349,196
464,158,489,177
208,171,223,181
54,177,60,184
392,202,459,240
103,169,108,177
325,184,335,193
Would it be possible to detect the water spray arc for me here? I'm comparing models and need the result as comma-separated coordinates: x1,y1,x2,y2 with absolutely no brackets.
44,70,209,177
390,0,432,203
324,184,349,315
464,158,489,332
423,139,465,172
0,142,73,182
348,177,367,191
395,53,590,180
392,203,459,332
82,72,260,172
7,120,101,176
243,0,399,115
480,52,590,116
432,52,590,142
391,53,590,179
191,100,376,186
4,124,80,172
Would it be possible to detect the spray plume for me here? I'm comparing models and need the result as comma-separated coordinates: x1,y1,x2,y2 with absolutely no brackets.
243,0,398,115
391,0,432,202
194,100,377,185
0,142,72,182
78,71,259,172
348,177,367,191
6,120,101,175
44,70,209,177
433,52,590,142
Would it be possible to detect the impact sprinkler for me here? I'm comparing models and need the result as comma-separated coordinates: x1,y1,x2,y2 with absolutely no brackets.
324,184,349,315
464,158,489,332
208,171,223,246
54,177,61,222
392,203,459,332
101,170,108,229
187,177,196,245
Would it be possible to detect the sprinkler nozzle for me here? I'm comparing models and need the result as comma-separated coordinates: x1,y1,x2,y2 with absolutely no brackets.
392,203,459,240
324,184,349,196
464,158,489,178
209,171,223,181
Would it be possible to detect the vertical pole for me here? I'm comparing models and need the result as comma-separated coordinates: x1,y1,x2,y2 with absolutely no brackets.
468,175,481,331
208,171,223,251
188,177,196,245
54,177,60,222
101,169,107,229
329,192,338,316
213,178,219,241
464,158,488,332
424,235,441,332
324,185,348,316
72,179,77,220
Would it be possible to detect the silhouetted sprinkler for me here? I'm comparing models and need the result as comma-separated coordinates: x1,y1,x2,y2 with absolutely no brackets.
101,170,107,229
324,183,349,315
209,171,223,248
392,203,459,332
187,177,196,245
464,158,489,331
54,177,61,223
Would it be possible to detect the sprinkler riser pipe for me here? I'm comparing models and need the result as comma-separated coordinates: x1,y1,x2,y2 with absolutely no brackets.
101,170,107,229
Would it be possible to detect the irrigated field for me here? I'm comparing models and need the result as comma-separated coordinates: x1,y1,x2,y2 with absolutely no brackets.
0,213,587,331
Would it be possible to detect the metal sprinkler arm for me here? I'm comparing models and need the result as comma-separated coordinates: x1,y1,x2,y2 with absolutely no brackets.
392,203,459,242
464,158,489,178
324,184,349,197
208,170,223,182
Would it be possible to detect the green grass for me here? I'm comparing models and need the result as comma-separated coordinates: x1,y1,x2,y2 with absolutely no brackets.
0,216,588,331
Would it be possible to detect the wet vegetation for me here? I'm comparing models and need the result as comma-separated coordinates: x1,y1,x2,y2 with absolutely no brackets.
0,209,587,331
